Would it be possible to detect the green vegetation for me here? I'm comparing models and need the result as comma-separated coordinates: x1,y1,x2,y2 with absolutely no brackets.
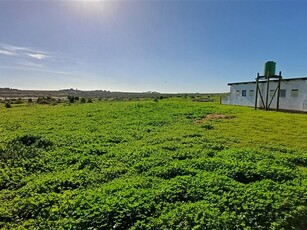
37,97,60,105
4,102,11,109
0,98,306,229
80,97,86,103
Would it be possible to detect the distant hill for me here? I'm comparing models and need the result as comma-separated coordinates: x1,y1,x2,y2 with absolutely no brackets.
0,88,224,100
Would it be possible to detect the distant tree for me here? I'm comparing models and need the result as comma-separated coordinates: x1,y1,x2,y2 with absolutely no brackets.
68,95,75,103
5,102,11,108
75,96,79,101
28,98,33,103
80,98,86,103
15,97,23,104
87,98,93,103
38,100,50,104
153,98,159,102
37,97,43,103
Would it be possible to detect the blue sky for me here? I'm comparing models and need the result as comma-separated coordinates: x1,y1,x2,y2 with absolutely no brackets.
0,0,307,93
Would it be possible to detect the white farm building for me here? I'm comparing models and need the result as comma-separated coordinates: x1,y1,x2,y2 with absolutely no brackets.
222,77,307,112
222,61,307,112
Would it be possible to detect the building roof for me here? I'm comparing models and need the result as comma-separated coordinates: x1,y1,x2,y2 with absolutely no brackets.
227,77,307,86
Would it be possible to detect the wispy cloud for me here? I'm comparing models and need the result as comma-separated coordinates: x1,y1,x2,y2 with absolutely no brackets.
17,60,46,69
0,42,80,78
27,53,49,60
0,42,51,60
0,43,48,54
0,43,29,52
0,65,72,76
0,49,16,56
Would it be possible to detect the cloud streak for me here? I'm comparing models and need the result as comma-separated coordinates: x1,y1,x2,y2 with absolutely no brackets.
0,65,72,76
0,43,51,60
0,43,29,52
0,42,82,79
27,53,49,60
17,60,46,69
0,49,16,56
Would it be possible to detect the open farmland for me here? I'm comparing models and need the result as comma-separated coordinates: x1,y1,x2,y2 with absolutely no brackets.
0,98,307,229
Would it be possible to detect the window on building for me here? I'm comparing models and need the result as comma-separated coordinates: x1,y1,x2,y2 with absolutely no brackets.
249,90,254,97
242,90,247,97
280,89,286,98
291,89,299,97
236,90,240,95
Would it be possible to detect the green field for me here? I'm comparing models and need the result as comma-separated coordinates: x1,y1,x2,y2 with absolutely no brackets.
1,98,307,229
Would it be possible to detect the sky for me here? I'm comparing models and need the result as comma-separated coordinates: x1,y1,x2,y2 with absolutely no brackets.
1,0,307,93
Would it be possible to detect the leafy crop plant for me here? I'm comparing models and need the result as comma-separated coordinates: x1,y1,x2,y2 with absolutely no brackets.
0,98,306,229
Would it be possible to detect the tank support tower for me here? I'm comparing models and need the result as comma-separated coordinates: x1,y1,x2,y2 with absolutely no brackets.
255,61,282,111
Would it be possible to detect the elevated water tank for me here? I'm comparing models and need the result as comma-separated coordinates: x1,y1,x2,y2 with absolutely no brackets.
264,61,276,77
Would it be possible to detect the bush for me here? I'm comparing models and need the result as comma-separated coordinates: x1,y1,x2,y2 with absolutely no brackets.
80,98,86,103
201,123,214,130
68,96,76,103
15,98,23,104
5,102,11,108
38,100,50,104
37,97,56,104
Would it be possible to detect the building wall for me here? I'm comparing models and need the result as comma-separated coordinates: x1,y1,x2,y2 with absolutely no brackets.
228,83,257,107
223,79,307,112
278,79,307,111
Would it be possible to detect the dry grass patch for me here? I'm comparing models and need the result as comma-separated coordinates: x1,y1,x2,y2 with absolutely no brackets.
205,114,235,120
194,114,235,125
